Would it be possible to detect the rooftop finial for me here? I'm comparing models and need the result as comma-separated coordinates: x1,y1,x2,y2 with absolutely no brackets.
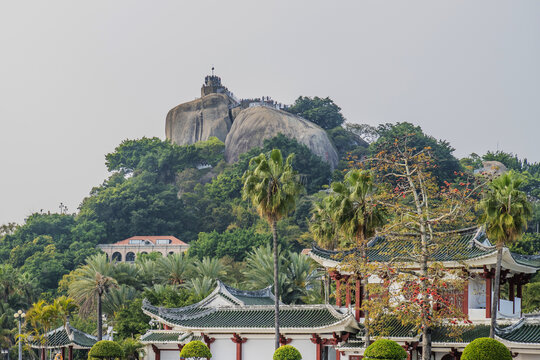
211,65,215,76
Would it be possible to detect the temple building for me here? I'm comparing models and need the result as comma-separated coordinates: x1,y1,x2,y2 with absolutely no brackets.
140,228,540,360
98,235,189,262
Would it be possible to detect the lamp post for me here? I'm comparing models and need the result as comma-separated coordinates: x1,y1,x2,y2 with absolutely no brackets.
13,310,25,360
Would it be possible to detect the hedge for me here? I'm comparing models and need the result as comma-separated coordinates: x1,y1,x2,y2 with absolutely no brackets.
363,339,407,360
88,340,124,360
180,340,212,359
273,345,302,360
461,337,512,360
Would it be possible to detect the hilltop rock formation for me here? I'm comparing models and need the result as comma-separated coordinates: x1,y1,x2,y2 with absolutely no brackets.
165,93,234,145
166,75,338,169
224,106,338,168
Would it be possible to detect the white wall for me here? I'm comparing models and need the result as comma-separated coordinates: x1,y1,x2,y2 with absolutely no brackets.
209,338,235,360
243,338,275,360
291,339,317,360
161,349,180,360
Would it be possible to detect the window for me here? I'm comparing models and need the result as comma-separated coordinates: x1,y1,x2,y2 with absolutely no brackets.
126,252,136,262
129,239,143,245
112,252,122,262
156,239,171,245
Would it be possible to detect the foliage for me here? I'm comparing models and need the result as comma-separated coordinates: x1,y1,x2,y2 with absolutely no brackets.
365,134,484,359
68,254,118,339
118,337,145,360
363,339,407,360
113,298,149,340
105,137,224,183
509,233,540,255
78,171,194,243
287,96,345,130
88,340,124,360
188,229,271,261
273,345,302,360
243,245,321,304
326,126,368,158
461,337,512,360
142,285,201,308
179,340,212,359
478,171,532,337
369,122,462,183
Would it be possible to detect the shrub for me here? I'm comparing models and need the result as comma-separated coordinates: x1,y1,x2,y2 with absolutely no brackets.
180,340,212,359
363,339,407,360
88,340,124,360
461,337,512,360
273,345,302,360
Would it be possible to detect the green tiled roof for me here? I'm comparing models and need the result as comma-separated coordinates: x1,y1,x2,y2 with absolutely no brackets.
496,319,540,343
311,228,498,264
30,325,97,349
220,282,276,305
431,325,490,343
143,301,354,330
140,331,183,343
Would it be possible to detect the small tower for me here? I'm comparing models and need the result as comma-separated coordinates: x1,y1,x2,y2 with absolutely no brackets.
201,67,227,97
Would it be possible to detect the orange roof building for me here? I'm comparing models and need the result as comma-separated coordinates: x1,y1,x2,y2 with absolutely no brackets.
98,235,189,262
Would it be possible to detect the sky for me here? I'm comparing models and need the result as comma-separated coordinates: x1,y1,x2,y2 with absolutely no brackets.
1,0,539,225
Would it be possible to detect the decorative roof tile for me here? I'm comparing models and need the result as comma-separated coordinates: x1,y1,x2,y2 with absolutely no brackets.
30,324,97,349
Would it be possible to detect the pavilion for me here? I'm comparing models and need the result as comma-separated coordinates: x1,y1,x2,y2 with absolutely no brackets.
29,322,97,360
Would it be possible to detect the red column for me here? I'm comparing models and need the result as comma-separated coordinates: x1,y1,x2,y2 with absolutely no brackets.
231,333,247,360
336,349,341,360
41,348,45,360
61,347,65,360
68,346,73,360
355,278,361,321
152,345,161,360
486,276,492,319
310,334,322,360
462,280,469,316
344,276,351,307
336,278,342,307
202,333,215,350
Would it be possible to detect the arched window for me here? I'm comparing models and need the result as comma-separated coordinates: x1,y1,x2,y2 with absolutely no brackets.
169,251,175,256
126,252,136,262
112,252,122,262
441,355,455,360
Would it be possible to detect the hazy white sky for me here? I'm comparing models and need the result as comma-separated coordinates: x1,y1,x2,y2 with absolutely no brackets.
1,1,539,225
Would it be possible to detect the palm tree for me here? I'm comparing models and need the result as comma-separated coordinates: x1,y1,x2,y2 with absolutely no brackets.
68,254,118,340
242,149,303,349
186,277,215,298
192,257,229,281
310,196,341,250
243,245,321,304
157,253,192,285
478,171,532,337
103,285,138,318
330,169,385,344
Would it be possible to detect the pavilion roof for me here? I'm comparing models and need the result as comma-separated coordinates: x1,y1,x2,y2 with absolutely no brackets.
29,323,97,349
309,227,540,272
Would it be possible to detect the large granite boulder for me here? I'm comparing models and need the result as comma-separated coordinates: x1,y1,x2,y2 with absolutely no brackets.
224,106,339,168
166,93,234,145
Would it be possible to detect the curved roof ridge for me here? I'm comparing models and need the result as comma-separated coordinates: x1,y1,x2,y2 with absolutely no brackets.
220,280,273,298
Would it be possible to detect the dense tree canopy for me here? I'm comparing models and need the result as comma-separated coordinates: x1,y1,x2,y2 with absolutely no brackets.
287,96,345,130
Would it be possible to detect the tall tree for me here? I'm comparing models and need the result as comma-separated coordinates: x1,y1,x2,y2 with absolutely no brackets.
68,254,118,340
329,170,385,344
478,171,532,337
242,149,303,349
370,135,484,360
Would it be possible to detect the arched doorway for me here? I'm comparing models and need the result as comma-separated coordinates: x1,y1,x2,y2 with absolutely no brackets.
126,252,136,262
112,252,122,262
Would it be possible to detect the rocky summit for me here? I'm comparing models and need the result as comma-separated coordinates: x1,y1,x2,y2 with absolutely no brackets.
165,75,338,169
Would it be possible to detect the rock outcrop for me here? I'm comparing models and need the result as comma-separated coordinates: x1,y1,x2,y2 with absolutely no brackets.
165,93,234,145
166,75,339,169
224,106,339,168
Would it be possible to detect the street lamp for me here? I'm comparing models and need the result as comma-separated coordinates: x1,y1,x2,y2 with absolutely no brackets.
13,310,25,360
